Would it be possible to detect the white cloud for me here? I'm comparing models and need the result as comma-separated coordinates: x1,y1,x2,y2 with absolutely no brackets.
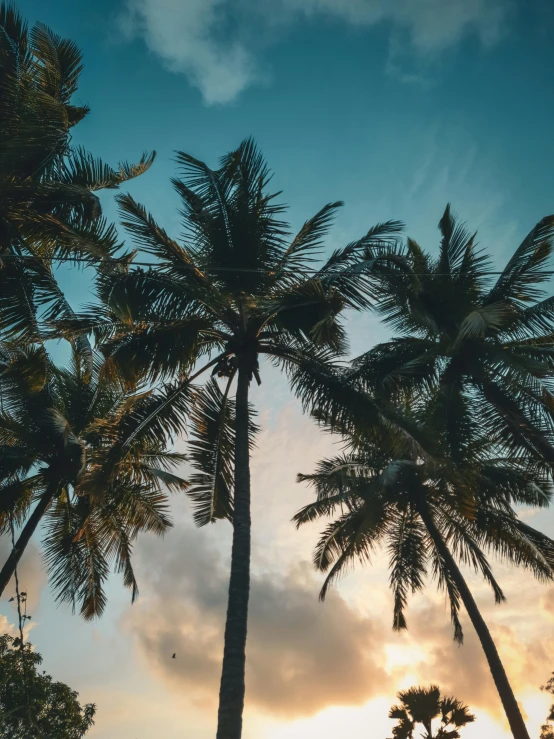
119,0,512,104
119,0,256,105
278,0,510,51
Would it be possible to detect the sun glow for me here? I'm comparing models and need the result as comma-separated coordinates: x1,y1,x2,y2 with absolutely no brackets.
257,699,516,739
385,643,427,669
260,700,393,739
520,692,552,738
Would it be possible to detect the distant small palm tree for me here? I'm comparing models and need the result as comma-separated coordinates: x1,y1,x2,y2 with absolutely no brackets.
388,685,475,739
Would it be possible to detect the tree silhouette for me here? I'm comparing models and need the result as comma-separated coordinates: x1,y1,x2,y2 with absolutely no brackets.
540,672,554,739
0,2,154,351
0,344,188,616
0,633,96,737
388,685,475,739
296,397,554,739
57,138,409,738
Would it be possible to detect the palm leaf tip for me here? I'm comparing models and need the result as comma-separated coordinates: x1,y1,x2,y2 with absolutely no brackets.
116,151,156,184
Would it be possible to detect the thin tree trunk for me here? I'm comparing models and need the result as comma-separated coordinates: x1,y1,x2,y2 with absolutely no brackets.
216,356,252,739
0,481,58,598
416,499,531,739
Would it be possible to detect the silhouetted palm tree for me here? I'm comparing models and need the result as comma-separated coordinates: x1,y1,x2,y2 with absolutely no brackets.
351,205,554,471
0,343,188,617
388,685,475,739
57,138,409,738
0,2,153,355
296,413,554,739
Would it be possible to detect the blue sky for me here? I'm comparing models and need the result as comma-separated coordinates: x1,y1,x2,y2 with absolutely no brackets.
15,0,554,253
3,1,554,737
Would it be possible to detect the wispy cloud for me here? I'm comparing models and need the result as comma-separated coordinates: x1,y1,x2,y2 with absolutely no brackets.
118,0,513,104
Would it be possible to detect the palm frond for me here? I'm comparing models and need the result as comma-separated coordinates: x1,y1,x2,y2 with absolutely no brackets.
187,377,236,527
187,377,257,526
277,201,343,273
269,279,347,352
387,507,428,631
486,215,554,306
43,495,109,619
430,543,464,643
30,21,83,104
437,204,475,276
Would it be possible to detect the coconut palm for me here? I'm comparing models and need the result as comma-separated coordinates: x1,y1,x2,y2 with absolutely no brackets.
296,410,554,739
0,342,188,617
0,2,154,350
55,138,411,738
351,205,554,470
387,685,475,739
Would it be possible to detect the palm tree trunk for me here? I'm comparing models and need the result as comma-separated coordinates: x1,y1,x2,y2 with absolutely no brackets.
416,499,530,739
216,355,252,739
0,481,58,598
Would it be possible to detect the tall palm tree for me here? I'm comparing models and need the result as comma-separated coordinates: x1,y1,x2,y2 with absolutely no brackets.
296,415,554,739
351,205,554,470
56,138,409,738
0,2,154,352
388,685,475,739
0,343,188,617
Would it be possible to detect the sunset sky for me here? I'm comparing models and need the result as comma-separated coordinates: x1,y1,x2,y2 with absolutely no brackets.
2,0,554,736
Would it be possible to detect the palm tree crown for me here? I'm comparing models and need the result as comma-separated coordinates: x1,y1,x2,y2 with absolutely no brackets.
388,685,475,739
0,2,154,347
0,343,188,617
295,415,554,640
64,138,404,387
352,205,554,469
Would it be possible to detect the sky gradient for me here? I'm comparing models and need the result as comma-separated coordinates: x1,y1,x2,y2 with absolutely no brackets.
2,0,554,736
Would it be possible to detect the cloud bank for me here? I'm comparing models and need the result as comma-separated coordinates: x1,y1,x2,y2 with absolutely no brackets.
125,516,554,727
120,399,554,729
119,0,512,104
126,527,392,718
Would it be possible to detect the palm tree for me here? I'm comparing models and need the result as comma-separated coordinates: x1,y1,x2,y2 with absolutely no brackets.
0,342,188,617
388,685,475,739
295,414,554,739
0,2,154,350
56,138,409,738
351,205,554,470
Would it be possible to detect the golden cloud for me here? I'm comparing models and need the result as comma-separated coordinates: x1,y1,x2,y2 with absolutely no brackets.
125,526,393,719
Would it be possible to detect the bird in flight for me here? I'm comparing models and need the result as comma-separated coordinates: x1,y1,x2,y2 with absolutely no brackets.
172,653,176,659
